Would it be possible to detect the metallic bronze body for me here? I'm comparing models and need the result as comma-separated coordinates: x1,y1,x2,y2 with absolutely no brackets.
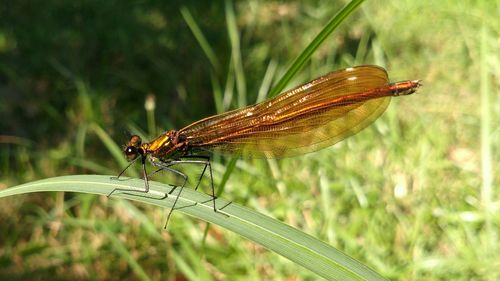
125,65,421,161
115,65,421,227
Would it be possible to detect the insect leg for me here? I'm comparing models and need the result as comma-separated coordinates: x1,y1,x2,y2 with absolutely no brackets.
167,157,217,214
148,160,190,229
108,156,150,197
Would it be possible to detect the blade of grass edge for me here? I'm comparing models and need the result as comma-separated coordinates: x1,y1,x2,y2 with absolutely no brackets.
0,175,386,281
225,0,247,107
269,0,365,97
180,6,221,73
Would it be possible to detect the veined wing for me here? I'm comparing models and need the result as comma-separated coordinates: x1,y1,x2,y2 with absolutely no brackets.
180,65,390,158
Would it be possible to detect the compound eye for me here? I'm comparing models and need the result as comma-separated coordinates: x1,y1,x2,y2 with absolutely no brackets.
129,135,142,146
124,146,138,160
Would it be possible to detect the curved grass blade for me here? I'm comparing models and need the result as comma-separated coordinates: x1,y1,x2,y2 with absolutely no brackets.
1,175,386,281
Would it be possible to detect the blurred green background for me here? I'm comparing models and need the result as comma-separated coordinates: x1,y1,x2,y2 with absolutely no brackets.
1,0,498,280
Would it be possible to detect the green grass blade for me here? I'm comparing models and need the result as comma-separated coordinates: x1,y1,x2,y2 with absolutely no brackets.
89,123,126,167
180,6,221,73
269,0,365,97
257,59,278,102
225,0,247,107
88,123,138,178
1,175,386,281
210,71,224,113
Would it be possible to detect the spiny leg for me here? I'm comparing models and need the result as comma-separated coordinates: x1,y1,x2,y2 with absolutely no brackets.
148,164,188,195
158,157,221,228
112,157,138,181
163,178,185,229
108,156,150,197
168,156,217,214
182,156,231,217
140,157,225,228
149,160,190,229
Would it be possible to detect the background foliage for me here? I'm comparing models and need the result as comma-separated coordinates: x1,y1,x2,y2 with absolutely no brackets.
1,0,498,280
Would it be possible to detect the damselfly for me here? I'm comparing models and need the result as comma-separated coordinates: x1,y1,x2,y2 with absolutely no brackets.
111,65,422,226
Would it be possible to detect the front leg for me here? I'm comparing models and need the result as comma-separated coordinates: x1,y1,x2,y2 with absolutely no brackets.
108,156,165,199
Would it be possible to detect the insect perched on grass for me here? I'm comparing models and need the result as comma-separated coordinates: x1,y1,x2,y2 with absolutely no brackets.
110,65,421,226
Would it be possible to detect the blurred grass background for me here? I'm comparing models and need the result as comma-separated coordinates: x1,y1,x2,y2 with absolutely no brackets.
0,0,498,280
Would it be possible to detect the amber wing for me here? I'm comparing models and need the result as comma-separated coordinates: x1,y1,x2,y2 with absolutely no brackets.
180,65,391,158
